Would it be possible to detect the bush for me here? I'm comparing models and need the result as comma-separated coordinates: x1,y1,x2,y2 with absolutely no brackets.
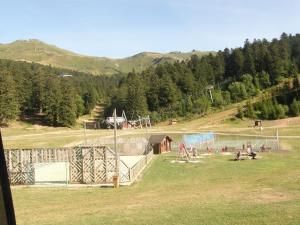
290,99,300,116
193,96,211,115
274,103,286,119
228,82,247,102
236,106,244,119
149,111,161,124
244,101,256,118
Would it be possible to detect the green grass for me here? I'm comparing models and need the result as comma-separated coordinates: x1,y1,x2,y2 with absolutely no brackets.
11,138,300,225
3,112,300,225
4,114,300,225
2,115,300,149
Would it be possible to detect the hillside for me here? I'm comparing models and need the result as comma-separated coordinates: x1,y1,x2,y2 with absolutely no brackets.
0,39,212,75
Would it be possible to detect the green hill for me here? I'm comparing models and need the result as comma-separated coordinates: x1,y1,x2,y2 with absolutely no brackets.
0,39,212,75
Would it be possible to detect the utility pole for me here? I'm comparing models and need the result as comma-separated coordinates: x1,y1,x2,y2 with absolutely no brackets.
113,108,119,188
114,108,118,176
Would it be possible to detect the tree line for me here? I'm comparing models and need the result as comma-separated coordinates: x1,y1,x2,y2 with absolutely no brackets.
105,33,300,122
2,32,300,127
0,59,121,126
238,76,300,120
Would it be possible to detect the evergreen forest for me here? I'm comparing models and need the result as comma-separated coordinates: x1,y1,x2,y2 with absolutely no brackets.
1,33,300,126
105,33,300,122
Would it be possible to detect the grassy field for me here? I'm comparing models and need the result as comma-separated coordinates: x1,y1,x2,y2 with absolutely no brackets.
0,39,211,75
2,114,300,148
11,138,300,225
3,114,300,225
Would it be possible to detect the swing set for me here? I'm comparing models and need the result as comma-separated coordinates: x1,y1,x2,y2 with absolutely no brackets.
176,132,215,161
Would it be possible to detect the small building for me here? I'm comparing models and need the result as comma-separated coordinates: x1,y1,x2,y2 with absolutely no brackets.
149,135,172,154
254,120,262,127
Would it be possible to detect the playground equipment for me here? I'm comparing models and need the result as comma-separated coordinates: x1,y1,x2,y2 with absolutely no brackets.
105,111,151,129
105,110,127,129
175,132,215,162
183,132,215,153
176,142,190,161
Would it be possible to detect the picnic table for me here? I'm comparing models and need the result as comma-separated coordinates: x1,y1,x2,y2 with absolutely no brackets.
235,151,256,160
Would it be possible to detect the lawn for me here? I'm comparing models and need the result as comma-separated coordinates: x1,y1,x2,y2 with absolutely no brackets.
3,116,300,149
11,138,300,225
3,116,300,225
1,122,149,148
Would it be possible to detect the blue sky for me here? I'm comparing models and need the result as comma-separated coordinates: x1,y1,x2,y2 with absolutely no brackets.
1,0,300,58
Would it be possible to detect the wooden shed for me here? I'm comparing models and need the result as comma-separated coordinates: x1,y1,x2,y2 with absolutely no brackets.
254,120,262,127
149,135,172,154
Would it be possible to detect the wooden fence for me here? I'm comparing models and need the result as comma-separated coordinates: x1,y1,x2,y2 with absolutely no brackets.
129,150,153,182
4,146,134,185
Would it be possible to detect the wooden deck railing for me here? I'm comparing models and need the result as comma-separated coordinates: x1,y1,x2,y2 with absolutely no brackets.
129,150,153,182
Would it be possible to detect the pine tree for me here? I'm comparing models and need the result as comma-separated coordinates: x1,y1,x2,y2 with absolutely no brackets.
158,75,180,109
243,40,256,75
31,68,46,113
231,48,244,79
268,43,285,83
126,71,148,117
83,86,98,114
177,71,195,94
259,71,271,88
59,82,77,127
241,74,257,96
43,77,62,126
212,51,225,83
0,71,19,124
75,95,85,117
260,101,269,119
146,72,160,111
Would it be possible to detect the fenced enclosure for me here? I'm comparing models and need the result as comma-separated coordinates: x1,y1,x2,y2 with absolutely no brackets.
4,132,280,185
79,136,150,155
170,133,280,153
213,134,280,152
4,146,153,186
183,132,215,150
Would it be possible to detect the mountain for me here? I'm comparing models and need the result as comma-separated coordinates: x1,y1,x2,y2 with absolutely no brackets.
0,39,213,75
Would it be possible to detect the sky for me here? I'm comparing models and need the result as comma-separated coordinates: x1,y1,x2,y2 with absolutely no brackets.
1,0,300,58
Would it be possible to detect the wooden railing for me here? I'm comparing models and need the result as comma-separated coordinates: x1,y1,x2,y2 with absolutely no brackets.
4,146,153,185
129,150,153,182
